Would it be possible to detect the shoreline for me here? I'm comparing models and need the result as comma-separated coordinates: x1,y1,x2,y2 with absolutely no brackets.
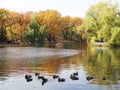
90,42,110,47
0,44,22,47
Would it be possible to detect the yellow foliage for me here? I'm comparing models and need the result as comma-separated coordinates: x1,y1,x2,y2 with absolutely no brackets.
6,26,12,40
12,23,22,40
37,10,62,38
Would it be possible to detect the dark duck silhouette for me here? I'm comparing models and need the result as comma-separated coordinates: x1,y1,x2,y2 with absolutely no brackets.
25,74,33,82
25,74,32,79
58,78,65,82
53,75,59,79
38,75,44,80
73,71,78,76
41,77,48,85
70,74,79,80
86,76,94,81
37,75,48,85
35,72,40,76
26,78,33,82
103,76,106,80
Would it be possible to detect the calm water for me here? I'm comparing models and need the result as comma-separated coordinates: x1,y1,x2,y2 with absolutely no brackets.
0,43,120,90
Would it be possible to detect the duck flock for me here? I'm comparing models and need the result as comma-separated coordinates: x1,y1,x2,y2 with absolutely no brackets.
25,71,106,85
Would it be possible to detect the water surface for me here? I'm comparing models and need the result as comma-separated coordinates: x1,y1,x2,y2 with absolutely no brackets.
0,43,120,90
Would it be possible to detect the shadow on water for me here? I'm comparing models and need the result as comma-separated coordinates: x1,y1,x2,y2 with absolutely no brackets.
0,43,120,90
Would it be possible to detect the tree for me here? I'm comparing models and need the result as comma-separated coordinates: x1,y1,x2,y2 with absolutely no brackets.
72,17,83,41
60,16,73,40
0,8,9,43
0,8,85,44
109,27,120,46
5,11,32,44
38,10,62,42
23,13,47,45
81,1,119,44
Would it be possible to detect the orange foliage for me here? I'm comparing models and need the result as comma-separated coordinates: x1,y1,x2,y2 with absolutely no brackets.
37,10,62,40
1,8,83,43
6,11,32,42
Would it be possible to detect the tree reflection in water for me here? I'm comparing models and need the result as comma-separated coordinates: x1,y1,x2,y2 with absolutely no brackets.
0,45,120,90
84,47,120,85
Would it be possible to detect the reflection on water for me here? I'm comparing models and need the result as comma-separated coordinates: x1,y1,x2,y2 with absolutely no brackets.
0,43,120,90
84,47,120,85
0,47,80,77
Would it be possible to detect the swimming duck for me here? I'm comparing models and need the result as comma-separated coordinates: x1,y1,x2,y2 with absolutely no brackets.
53,75,59,79
25,74,33,82
26,78,33,82
70,74,79,80
38,75,44,79
73,71,78,76
58,78,65,82
41,77,48,85
25,74,32,80
35,72,40,76
103,76,106,80
86,76,94,81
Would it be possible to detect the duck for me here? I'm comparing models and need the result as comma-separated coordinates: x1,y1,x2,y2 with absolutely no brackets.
73,71,78,76
25,74,33,82
42,77,48,82
70,74,79,80
35,72,40,76
25,74,32,80
86,76,94,81
41,77,48,85
53,75,59,79
26,78,33,82
58,78,65,82
38,75,44,79
103,76,106,80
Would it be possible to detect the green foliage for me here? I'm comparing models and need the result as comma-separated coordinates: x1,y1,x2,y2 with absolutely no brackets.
68,24,74,40
109,27,120,46
37,26,47,43
0,8,9,43
98,25,111,42
1,1,120,46
23,27,34,43
80,1,120,46
62,24,74,40
23,13,47,45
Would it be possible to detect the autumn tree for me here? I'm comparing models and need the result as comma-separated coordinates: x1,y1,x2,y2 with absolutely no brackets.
0,8,84,45
6,11,32,44
0,8,9,43
72,17,83,41
6,12,21,42
38,10,62,42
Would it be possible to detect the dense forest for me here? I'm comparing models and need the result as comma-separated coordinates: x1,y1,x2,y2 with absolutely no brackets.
0,1,120,46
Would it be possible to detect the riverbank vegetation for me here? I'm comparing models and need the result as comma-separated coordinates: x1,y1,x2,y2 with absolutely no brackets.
0,9,83,46
0,1,120,47
81,1,120,47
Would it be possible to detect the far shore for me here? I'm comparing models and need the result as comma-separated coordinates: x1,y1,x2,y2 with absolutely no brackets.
0,44,22,47
90,42,110,47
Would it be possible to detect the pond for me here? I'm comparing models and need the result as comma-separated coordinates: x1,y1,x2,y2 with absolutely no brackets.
0,43,120,90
